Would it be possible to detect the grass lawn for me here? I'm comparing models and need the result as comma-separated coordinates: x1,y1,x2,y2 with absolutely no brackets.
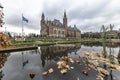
11,38,119,46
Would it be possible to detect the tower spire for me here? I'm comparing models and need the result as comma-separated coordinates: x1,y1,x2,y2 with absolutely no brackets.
41,12,45,20
64,10,67,18
63,10,67,28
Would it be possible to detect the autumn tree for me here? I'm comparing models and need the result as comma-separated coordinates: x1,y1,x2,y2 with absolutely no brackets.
0,4,11,50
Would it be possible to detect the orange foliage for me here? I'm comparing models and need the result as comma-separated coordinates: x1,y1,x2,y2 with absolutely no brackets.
0,33,12,50
0,5,11,50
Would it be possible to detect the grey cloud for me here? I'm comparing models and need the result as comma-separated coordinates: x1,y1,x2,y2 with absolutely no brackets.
68,0,110,20
5,14,40,30
5,14,21,27
1,0,120,34
66,0,120,32
78,23,102,33
42,0,73,20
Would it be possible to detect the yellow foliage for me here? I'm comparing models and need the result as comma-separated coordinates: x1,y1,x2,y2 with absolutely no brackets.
0,33,12,50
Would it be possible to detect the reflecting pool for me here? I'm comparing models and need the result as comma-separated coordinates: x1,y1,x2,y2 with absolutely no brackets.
0,43,120,80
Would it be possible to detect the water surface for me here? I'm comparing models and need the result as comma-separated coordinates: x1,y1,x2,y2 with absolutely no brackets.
0,43,120,80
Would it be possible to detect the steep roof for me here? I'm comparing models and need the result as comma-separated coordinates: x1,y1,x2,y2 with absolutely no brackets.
46,19,63,27
67,25,80,32
52,19,63,26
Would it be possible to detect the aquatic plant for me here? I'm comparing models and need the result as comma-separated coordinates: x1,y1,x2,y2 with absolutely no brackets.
101,25,108,58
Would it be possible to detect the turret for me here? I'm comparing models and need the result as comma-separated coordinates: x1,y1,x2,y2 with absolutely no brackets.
63,11,67,28
41,12,45,25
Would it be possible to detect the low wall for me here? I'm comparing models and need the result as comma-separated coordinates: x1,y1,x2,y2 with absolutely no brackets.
0,46,38,53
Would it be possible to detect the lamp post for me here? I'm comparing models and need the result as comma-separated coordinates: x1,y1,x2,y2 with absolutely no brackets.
119,29,120,42
118,28,120,65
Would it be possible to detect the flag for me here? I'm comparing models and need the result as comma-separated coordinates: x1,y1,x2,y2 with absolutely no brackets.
22,16,28,23
0,4,3,8
23,59,29,68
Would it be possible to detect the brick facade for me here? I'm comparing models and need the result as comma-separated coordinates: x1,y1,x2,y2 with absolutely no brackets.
40,12,81,38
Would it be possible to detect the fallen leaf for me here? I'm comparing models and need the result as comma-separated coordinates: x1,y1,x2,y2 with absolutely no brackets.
97,67,109,75
82,69,88,75
76,60,80,64
48,68,54,73
42,71,48,76
60,69,67,74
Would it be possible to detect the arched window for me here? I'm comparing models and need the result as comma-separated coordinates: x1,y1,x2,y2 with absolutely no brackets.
58,31,60,34
62,31,64,34
54,30,56,34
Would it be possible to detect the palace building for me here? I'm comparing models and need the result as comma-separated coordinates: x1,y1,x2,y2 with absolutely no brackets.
40,12,81,38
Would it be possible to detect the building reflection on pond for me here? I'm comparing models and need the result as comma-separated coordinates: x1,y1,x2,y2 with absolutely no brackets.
40,43,81,67
0,43,120,80
117,47,120,64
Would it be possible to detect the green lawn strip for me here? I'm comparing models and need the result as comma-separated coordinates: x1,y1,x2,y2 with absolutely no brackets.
11,38,119,46
12,41,35,45
12,41,55,46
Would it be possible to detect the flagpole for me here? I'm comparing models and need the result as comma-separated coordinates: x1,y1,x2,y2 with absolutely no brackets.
22,13,24,39
22,52,24,69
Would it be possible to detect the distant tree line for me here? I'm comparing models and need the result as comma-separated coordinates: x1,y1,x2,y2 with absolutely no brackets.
81,31,120,39
81,32,101,38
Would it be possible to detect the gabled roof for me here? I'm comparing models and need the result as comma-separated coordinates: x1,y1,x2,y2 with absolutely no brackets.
46,19,63,27
52,19,63,26
67,25,80,32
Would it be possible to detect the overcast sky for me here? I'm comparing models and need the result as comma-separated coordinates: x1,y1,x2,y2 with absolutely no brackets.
0,0,120,34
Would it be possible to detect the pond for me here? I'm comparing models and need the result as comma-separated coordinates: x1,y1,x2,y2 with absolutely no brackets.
0,43,120,80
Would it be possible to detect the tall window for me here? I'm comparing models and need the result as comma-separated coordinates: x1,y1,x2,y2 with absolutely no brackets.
54,30,56,34
58,31,60,34
62,31,64,34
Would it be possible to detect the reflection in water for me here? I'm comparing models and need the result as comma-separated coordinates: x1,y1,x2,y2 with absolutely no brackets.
82,42,120,48
0,43,120,80
22,52,29,69
41,43,81,67
117,47,120,64
0,53,10,79
0,50,43,80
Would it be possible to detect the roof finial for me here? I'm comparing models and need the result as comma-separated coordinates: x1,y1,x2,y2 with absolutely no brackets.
42,12,44,17
74,25,76,27
64,10,66,18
